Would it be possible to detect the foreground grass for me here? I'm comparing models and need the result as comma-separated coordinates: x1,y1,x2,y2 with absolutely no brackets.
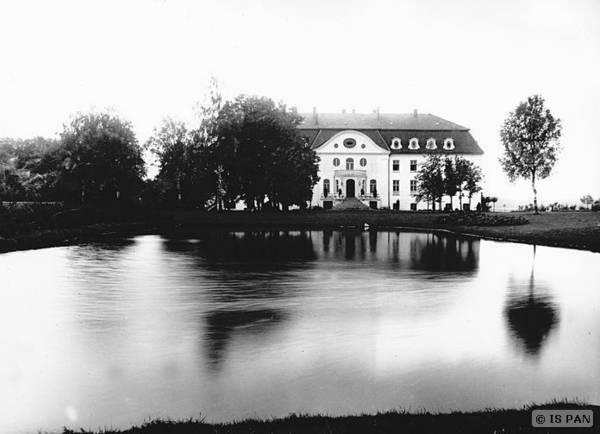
160,209,600,253
56,402,599,434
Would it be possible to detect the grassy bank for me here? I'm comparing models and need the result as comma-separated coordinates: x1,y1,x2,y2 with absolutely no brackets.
2,208,599,254
57,403,599,434
159,209,600,253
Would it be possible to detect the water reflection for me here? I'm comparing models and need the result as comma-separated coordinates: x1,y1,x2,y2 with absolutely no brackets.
2,232,599,434
409,233,478,271
504,247,559,357
204,308,288,369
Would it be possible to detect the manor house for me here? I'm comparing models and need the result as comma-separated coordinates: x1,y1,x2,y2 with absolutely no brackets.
298,108,484,211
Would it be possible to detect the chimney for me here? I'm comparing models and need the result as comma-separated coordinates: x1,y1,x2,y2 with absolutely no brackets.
413,109,418,118
313,106,318,125
352,109,355,114
342,109,346,114
291,106,297,114
377,106,380,121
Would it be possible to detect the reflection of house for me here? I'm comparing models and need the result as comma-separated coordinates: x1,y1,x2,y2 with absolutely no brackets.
298,109,484,210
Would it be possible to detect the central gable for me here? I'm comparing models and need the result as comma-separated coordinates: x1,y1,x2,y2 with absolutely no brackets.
313,130,390,155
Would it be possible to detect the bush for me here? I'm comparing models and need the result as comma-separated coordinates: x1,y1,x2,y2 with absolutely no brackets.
436,212,529,227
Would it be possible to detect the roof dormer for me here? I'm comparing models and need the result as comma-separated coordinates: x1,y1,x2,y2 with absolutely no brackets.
408,138,420,150
426,138,437,150
391,137,402,149
443,138,455,150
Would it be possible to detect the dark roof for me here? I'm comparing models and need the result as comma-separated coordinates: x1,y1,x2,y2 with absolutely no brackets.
298,112,483,155
298,112,468,130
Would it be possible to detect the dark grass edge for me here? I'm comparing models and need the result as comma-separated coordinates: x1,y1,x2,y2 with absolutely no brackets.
50,402,599,434
2,210,600,254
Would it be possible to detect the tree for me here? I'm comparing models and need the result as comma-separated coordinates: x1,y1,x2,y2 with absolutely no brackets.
499,95,562,214
580,195,594,211
490,196,498,212
415,155,445,211
443,156,459,210
55,111,146,205
206,95,319,211
145,118,192,208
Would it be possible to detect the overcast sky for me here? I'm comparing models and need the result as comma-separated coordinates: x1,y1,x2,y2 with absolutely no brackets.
1,0,599,207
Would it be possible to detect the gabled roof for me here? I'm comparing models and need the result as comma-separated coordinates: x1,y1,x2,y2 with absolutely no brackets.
304,129,388,151
298,112,468,131
298,111,483,155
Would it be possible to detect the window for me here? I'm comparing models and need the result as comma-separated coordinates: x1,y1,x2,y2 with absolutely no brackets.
346,158,354,170
392,160,400,172
409,138,419,150
391,137,402,149
393,180,399,195
334,143,339,148
323,179,330,197
359,158,367,167
443,138,455,150
370,179,377,195
410,203,417,211
410,179,418,193
426,138,437,150
333,158,340,167
343,138,356,149
410,160,417,172
361,144,366,149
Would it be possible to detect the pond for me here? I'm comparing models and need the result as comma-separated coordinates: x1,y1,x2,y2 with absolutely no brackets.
0,231,598,433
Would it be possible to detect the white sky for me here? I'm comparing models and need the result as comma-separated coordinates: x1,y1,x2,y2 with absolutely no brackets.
1,0,599,207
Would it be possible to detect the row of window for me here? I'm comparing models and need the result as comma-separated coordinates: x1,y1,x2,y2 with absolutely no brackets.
333,157,367,169
391,137,455,150
392,179,418,194
323,178,418,195
392,160,418,172
332,158,419,172
323,179,378,195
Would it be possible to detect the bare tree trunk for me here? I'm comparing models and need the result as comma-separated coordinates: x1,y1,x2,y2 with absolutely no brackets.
532,173,538,214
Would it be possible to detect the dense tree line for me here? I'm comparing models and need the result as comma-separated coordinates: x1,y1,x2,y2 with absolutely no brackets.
1,93,319,212
145,94,319,211
415,155,482,211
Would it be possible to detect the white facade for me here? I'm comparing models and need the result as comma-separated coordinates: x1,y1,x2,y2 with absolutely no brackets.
301,111,484,211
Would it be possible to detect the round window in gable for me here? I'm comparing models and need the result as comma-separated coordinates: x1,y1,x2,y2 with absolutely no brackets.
333,158,340,167
343,138,356,148
360,158,367,167
361,144,366,149
334,143,339,148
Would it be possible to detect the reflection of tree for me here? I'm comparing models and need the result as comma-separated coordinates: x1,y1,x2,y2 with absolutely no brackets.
409,233,478,272
204,308,287,369
504,247,559,357
163,230,316,273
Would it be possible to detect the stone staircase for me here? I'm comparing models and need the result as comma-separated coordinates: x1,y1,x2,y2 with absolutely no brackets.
332,197,371,211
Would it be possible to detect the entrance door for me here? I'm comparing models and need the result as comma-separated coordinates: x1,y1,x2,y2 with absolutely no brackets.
346,179,355,198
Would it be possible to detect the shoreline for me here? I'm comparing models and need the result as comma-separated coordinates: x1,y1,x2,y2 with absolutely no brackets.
1,210,599,254
44,403,600,434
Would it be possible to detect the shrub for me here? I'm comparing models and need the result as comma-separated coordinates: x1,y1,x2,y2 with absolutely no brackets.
436,212,529,227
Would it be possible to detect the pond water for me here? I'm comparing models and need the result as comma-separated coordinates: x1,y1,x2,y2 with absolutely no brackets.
0,231,598,433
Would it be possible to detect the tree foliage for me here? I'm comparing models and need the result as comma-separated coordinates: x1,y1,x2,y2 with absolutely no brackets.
33,112,146,205
202,95,320,211
415,155,445,211
416,155,483,211
580,195,594,210
499,95,562,213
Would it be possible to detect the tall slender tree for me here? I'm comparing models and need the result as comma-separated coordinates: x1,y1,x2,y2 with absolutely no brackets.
499,95,562,214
